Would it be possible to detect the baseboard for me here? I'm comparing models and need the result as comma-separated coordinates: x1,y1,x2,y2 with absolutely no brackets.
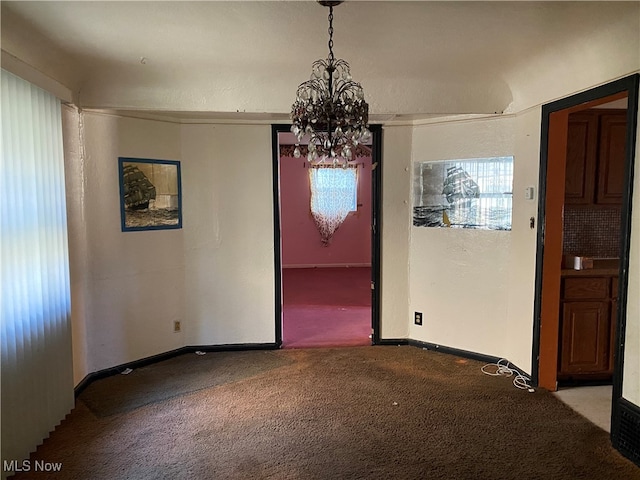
74,342,279,397
408,339,530,377
282,264,372,269
612,397,640,467
74,339,531,398
375,338,409,346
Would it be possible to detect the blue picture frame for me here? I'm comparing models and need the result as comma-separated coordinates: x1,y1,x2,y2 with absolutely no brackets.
118,157,182,232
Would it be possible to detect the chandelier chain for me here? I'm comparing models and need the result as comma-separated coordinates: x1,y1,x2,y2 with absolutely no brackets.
328,6,334,62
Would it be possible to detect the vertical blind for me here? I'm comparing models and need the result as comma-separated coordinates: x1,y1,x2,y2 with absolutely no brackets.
1,69,74,474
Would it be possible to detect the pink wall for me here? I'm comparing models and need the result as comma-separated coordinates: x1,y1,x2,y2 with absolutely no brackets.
280,155,372,267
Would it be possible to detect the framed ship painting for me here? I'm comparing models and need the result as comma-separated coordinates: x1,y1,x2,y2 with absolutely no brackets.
413,156,513,230
118,157,182,232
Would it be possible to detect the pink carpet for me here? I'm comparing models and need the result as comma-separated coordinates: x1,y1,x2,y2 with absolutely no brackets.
282,267,371,348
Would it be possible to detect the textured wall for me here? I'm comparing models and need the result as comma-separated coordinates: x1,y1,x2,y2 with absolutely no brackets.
409,116,517,361
80,113,185,374
180,124,276,346
62,105,90,384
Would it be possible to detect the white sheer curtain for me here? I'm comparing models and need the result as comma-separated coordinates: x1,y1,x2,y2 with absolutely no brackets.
1,69,74,475
309,165,357,245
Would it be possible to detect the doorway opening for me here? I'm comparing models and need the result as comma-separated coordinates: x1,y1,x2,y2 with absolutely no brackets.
271,125,382,348
532,75,638,453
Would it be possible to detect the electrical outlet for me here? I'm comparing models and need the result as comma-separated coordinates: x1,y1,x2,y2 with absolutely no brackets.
414,312,423,326
173,321,181,333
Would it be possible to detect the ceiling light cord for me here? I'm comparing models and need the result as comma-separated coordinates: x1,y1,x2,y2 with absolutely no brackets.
482,358,535,392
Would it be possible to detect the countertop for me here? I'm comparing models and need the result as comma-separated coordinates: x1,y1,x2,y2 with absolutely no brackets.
561,258,619,277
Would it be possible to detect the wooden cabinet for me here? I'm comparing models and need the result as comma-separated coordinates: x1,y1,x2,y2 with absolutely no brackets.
558,275,617,380
560,301,610,375
565,113,598,204
565,109,626,206
597,114,627,204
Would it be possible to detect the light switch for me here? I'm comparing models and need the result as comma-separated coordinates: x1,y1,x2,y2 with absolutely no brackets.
525,186,535,200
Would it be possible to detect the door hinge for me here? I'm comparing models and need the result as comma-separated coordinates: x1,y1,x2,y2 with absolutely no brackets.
371,281,375,290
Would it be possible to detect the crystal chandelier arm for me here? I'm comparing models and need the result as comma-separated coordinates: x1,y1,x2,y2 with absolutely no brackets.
332,81,365,101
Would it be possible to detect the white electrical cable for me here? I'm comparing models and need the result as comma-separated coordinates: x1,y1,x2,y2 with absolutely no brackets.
482,358,535,392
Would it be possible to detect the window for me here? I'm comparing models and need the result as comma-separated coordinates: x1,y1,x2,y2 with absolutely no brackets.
1,69,74,468
309,166,358,244
310,166,357,214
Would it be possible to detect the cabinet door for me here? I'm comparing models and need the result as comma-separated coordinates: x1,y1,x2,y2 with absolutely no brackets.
596,113,627,205
560,301,610,374
565,113,598,204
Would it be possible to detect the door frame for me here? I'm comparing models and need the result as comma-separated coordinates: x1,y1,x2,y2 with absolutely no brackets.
270,124,383,346
531,74,639,441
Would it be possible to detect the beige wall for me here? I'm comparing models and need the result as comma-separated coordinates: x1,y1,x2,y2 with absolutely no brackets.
503,109,542,371
409,116,517,361
180,124,276,346
380,126,412,340
405,99,639,387
66,118,412,378
62,105,89,384
77,113,185,375
65,100,638,395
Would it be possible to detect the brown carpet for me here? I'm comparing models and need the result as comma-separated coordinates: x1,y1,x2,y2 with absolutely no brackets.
11,346,640,479
80,351,292,417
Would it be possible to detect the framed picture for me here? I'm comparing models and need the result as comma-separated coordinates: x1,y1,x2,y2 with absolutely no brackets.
118,157,182,232
413,156,513,230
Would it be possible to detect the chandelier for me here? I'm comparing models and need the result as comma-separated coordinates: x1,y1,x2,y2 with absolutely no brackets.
290,0,370,164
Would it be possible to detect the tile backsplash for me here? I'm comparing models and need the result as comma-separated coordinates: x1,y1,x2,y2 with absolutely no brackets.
563,206,621,258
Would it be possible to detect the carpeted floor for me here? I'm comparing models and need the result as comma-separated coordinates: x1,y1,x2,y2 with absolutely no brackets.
10,346,640,479
282,267,371,348
80,351,292,418
283,305,371,348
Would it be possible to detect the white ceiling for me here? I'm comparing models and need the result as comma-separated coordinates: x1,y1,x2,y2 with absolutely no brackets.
2,1,639,118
